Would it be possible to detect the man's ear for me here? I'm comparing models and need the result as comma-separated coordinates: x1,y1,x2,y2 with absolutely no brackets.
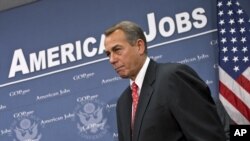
136,39,146,55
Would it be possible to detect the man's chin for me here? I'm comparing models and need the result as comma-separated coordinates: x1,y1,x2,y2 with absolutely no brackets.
118,73,129,79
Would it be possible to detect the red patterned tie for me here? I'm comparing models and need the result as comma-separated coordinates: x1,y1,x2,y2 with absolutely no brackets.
131,82,139,128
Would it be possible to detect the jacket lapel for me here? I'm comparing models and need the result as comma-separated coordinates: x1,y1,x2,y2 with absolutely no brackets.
121,87,133,141
132,60,157,141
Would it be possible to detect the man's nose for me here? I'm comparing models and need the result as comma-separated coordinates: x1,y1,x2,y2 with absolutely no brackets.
109,53,117,64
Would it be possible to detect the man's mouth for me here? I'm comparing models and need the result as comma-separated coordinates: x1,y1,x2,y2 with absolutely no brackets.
115,66,124,72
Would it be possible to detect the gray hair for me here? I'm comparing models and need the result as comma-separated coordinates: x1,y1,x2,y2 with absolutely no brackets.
104,21,147,53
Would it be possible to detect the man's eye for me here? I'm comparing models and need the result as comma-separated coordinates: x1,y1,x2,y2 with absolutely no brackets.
106,52,110,57
114,48,122,54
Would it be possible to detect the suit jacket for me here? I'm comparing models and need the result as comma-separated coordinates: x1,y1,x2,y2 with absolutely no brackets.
116,60,226,141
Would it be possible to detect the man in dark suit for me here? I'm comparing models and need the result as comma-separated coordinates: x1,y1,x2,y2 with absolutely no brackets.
104,21,226,141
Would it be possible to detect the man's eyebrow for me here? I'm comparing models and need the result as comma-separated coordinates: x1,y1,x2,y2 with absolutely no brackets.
108,45,120,52
111,45,121,50
104,44,121,55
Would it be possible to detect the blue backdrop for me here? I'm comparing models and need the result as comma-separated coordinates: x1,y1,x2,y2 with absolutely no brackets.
0,0,249,141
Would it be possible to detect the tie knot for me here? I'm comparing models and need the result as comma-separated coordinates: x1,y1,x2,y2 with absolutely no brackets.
132,82,138,92
131,82,138,99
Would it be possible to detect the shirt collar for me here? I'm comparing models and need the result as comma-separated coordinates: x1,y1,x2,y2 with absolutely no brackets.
130,57,150,95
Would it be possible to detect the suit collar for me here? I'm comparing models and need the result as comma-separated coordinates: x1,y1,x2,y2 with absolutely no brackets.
129,57,150,95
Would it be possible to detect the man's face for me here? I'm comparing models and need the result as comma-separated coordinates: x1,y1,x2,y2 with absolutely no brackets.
104,29,144,80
